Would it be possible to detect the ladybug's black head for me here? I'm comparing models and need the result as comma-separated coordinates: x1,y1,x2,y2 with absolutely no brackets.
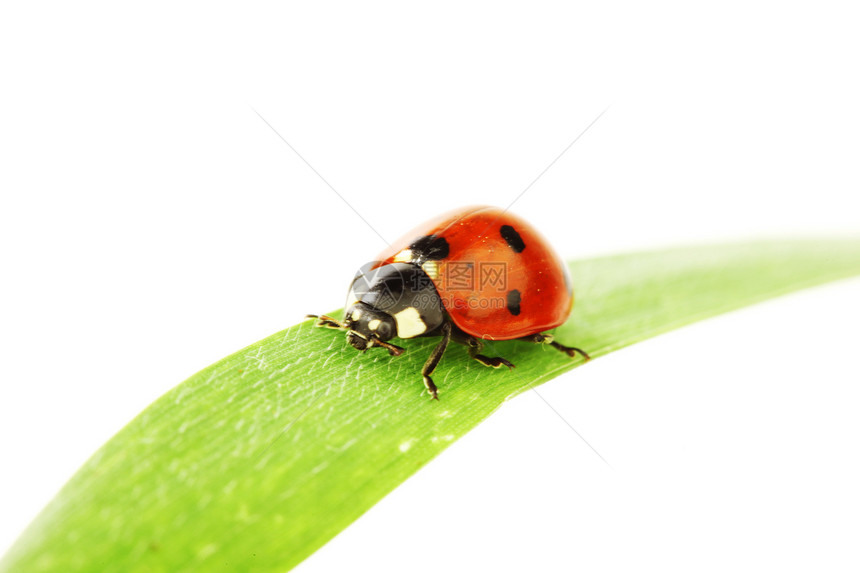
344,302,397,350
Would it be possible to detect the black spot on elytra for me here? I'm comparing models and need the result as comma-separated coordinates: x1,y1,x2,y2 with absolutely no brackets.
410,235,449,261
506,289,521,316
500,225,526,253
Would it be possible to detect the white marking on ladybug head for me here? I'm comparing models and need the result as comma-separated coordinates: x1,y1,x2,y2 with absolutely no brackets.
393,306,427,339
368,319,381,331
393,249,413,263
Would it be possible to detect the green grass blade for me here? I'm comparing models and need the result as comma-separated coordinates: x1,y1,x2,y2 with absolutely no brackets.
3,239,859,573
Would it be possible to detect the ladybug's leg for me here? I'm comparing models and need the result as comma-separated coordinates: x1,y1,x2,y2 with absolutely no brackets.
367,338,405,357
464,337,515,369
550,341,590,360
421,321,452,400
523,332,591,361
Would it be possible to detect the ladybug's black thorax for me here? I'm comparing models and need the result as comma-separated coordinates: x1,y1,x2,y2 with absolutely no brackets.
346,262,446,340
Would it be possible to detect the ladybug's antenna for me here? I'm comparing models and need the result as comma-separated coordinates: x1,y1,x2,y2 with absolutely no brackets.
306,314,347,330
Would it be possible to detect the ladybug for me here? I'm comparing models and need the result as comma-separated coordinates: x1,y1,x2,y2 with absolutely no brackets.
308,205,589,399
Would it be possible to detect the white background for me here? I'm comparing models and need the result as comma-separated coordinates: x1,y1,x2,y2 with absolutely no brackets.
2,1,860,571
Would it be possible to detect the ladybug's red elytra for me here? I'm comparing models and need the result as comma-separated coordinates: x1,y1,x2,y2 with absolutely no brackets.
308,205,589,399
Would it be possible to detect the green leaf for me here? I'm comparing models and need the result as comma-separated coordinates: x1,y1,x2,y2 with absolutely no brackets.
3,239,859,573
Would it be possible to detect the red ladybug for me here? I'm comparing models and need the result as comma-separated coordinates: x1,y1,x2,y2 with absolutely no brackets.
309,205,588,399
